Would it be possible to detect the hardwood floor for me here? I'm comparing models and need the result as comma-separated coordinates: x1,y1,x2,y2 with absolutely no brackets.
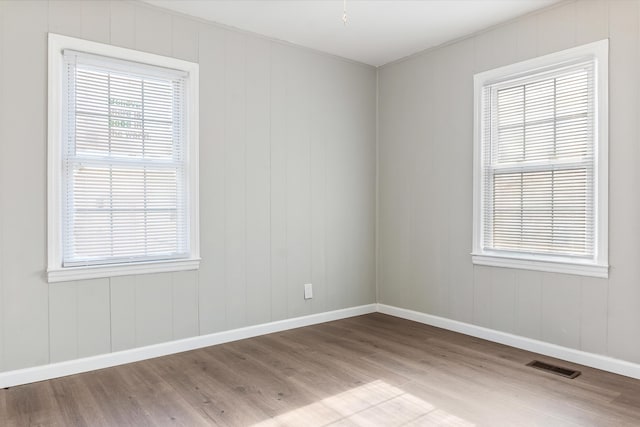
2,313,640,426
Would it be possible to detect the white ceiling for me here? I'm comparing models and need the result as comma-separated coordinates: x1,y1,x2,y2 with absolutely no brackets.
143,0,560,67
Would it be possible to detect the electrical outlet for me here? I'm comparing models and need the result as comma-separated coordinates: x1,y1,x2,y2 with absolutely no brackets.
304,283,313,300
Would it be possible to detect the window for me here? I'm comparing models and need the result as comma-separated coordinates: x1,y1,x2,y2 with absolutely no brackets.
472,40,608,278
48,34,199,282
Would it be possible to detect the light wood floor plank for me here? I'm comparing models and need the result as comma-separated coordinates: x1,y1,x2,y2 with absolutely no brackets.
1,313,640,426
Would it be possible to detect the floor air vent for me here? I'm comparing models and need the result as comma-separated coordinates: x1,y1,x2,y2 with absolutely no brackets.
527,360,581,379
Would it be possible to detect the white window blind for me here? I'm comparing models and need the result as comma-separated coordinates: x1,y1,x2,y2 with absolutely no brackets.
61,50,189,267
481,62,595,259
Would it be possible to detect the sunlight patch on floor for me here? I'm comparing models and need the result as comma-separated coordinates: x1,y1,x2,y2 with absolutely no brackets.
253,380,474,426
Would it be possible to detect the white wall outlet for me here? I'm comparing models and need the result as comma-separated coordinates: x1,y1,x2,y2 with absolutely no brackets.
304,283,313,300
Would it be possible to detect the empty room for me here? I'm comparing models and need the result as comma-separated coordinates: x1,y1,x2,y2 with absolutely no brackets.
1,0,640,425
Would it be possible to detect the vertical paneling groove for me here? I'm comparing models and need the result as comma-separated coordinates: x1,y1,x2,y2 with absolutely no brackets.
0,0,5,373
80,0,110,43
171,15,199,62
306,57,314,315
48,0,82,38
245,37,272,326
110,277,135,352
433,50,450,316
108,279,113,354
310,56,329,315
244,38,249,326
446,39,475,324
49,283,78,363
285,50,312,319
270,44,289,321
109,0,135,49
197,24,227,334
135,274,172,347
76,279,111,358
224,31,247,329
268,43,274,323
171,271,199,340
134,3,171,56
170,8,200,340
515,270,543,340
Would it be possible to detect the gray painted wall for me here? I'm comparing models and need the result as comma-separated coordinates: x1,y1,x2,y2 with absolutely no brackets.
0,0,376,372
378,0,640,365
3,0,638,376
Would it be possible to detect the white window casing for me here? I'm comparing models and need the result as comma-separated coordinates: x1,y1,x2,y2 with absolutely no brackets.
472,40,608,278
48,34,200,283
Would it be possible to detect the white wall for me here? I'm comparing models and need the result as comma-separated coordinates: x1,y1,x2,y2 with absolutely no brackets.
0,0,377,372
378,0,640,365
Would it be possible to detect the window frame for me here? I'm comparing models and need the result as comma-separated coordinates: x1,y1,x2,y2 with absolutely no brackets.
47,33,200,283
472,39,608,278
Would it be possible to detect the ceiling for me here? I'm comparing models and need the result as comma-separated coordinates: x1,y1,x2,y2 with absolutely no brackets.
143,0,560,67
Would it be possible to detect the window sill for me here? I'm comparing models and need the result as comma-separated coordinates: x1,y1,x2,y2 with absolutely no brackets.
471,253,609,278
47,258,200,283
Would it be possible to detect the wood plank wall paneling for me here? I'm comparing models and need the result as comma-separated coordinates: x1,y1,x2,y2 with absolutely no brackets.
309,54,330,316
245,36,272,326
110,1,135,49
0,0,377,373
285,49,313,320
197,23,228,335
223,29,248,330
0,0,49,372
607,0,640,363
377,0,640,366
171,271,199,340
326,64,377,310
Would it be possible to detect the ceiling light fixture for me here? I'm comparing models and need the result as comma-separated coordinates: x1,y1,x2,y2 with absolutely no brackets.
342,0,348,25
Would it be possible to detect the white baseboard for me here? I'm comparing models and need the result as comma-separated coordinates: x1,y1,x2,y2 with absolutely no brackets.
0,304,377,388
377,303,640,380
3,302,639,388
